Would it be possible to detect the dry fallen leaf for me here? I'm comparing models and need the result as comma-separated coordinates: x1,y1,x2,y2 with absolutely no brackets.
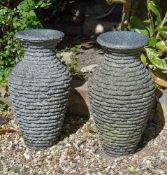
0,127,16,135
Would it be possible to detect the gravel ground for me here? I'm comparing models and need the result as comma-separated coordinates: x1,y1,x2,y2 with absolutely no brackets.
0,114,167,175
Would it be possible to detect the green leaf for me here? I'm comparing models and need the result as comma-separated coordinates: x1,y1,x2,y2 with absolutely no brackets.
146,48,167,71
149,37,157,47
106,0,113,5
159,31,167,39
130,16,149,36
89,125,98,133
140,53,148,65
158,26,167,32
0,1,45,85
17,0,36,12
148,1,161,24
155,19,167,32
35,0,51,8
156,41,167,52
158,26,167,39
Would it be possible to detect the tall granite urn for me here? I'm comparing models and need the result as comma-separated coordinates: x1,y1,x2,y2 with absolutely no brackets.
88,31,155,156
8,29,71,148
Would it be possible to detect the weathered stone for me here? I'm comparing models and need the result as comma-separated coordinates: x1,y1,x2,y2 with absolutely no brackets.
81,64,98,73
77,48,102,68
67,82,90,117
88,31,155,157
8,29,71,148
95,24,105,34
3,78,91,118
156,90,167,128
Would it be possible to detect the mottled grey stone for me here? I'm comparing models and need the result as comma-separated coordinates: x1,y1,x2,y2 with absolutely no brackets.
88,31,155,157
8,29,71,148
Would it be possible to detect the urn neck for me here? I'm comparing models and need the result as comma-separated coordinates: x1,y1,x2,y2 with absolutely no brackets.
104,48,141,57
103,48,142,64
24,41,56,53
97,31,148,64
15,29,64,61
21,41,56,61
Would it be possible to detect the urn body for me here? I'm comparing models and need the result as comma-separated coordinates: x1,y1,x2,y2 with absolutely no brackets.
8,29,71,147
88,32,155,156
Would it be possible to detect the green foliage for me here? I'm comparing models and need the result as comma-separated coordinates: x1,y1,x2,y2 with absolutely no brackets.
148,0,161,24
0,0,53,85
158,27,167,39
60,44,81,75
0,100,10,117
0,88,10,116
89,124,98,133
0,0,72,85
156,41,167,52
130,0,167,73
146,48,167,71
68,57,80,75
130,16,149,36
68,45,81,75
106,0,114,5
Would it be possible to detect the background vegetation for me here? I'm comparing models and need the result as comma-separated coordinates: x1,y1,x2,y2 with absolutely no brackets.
0,0,166,86
129,0,167,87
0,0,68,85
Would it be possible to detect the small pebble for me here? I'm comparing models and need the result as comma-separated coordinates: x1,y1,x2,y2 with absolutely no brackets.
0,116,167,174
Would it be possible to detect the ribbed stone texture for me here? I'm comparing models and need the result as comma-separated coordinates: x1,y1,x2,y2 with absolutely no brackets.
8,29,71,148
88,31,155,157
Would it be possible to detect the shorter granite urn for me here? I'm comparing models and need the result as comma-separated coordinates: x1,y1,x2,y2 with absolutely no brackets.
88,31,155,157
8,29,71,148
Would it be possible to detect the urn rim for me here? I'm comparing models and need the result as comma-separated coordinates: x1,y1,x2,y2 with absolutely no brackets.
15,29,64,42
97,31,148,50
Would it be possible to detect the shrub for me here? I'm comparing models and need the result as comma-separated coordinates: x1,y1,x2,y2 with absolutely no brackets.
0,0,53,85
129,0,167,82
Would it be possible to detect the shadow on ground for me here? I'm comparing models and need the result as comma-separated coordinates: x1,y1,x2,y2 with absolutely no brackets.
58,75,90,142
137,104,165,151
58,113,89,142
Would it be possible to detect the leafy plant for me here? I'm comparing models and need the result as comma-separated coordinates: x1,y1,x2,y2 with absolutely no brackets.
0,0,53,85
89,124,98,133
58,44,81,75
129,0,167,75
68,45,81,74
0,85,11,115
0,101,10,117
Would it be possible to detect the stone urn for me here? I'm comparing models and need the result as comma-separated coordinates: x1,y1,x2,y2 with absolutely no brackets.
8,29,71,148
88,31,155,157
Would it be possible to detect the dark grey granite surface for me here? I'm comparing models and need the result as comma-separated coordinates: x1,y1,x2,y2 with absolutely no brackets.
97,31,148,50
8,29,71,148
88,31,155,157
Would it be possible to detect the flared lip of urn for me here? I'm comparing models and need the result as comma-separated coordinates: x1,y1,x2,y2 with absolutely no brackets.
97,31,148,50
15,29,64,42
